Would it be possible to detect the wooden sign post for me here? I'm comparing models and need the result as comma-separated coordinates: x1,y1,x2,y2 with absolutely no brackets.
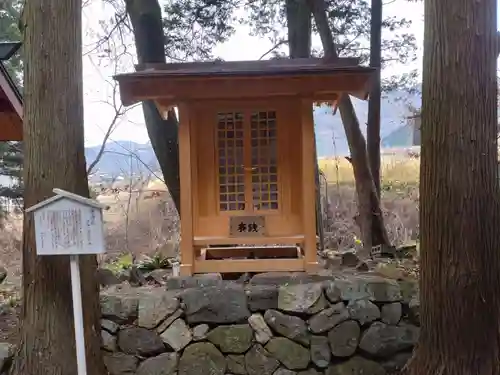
26,188,108,375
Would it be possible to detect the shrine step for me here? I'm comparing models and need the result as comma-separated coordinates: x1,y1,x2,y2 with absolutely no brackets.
200,245,302,260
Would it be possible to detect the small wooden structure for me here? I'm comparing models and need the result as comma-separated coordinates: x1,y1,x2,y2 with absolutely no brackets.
0,42,22,141
115,58,374,275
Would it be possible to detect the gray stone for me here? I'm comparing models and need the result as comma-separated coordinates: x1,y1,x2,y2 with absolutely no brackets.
408,296,420,325
246,285,279,311
347,299,380,325
308,303,349,334
0,343,14,372
117,327,165,356
97,268,121,287
341,251,359,267
0,266,6,284
156,308,184,334
193,324,210,341
245,344,280,375
264,309,309,346
145,269,172,285
103,353,139,375
326,356,386,375
328,320,360,357
102,330,117,351
398,280,418,304
323,281,341,303
100,292,139,323
265,337,310,371
182,284,251,324
138,291,179,329
227,354,247,374
381,352,412,373
207,324,253,354
310,335,330,369
161,318,192,351
274,369,296,375
101,319,120,334
359,322,419,358
178,342,226,375
278,283,324,313
336,276,401,302
249,272,318,286
136,352,178,375
381,303,402,325
248,313,273,344
166,273,222,290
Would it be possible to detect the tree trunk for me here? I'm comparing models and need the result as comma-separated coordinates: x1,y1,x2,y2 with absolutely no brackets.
308,0,390,253
125,0,181,214
404,0,500,373
367,0,382,197
8,1,105,375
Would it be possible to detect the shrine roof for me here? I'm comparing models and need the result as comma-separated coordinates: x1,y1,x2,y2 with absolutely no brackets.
114,57,375,106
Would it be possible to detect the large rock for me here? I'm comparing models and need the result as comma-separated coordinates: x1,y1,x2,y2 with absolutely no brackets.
278,283,326,313
178,342,226,375
182,284,251,324
161,318,192,352
245,344,280,375
100,291,139,323
136,352,178,375
207,324,253,354
347,299,380,325
103,353,139,375
138,291,179,329
336,276,402,302
246,285,279,311
408,296,420,325
156,308,183,334
265,337,310,371
0,342,14,372
326,356,386,375
324,281,341,303
248,313,273,344
192,324,210,341
166,274,222,290
381,302,402,325
227,354,247,375
102,330,117,351
264,309,309,346
308,303,349,334
359,322,419,358
249,272,327,286
310,335,331,369
328,320,360,357
117,327,165,356
101,319,120,334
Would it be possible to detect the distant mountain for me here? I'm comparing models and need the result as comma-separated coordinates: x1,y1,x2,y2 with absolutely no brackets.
85,90,421,176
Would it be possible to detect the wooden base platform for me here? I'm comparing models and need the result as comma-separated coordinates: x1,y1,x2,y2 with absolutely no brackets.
180,245,319,275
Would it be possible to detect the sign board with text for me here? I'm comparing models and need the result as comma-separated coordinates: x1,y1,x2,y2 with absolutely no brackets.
229,215,266,237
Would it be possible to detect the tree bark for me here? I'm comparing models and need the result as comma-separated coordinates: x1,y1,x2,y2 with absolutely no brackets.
404,0,500,373
125,0,181,214
308,0,390,252
367,0,382,197
9,1,105,375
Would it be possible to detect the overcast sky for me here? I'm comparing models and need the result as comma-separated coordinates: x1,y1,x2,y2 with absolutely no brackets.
81,1,426,147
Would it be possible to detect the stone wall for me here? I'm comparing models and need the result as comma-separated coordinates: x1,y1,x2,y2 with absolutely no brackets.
1,272,420,375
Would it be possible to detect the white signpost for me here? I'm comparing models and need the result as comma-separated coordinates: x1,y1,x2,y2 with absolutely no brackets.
26,188,108,375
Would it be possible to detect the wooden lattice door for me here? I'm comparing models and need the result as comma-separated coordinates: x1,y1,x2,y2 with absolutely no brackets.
217,110,279,214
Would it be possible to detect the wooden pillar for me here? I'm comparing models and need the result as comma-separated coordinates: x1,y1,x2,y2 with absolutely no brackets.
178,103,194,275
300,99,318,272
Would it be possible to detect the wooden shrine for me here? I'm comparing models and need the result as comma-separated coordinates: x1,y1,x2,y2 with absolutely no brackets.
0,42,22,141
115,58,374,275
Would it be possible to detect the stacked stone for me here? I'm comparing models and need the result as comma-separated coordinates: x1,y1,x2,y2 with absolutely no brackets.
97,273,420,375
0,272,420,375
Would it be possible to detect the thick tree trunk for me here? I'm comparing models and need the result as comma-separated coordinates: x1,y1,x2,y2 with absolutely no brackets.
367,0,382,197
8,1,105,375
308,0,389,252
125,0,181,214
404,0,500,373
